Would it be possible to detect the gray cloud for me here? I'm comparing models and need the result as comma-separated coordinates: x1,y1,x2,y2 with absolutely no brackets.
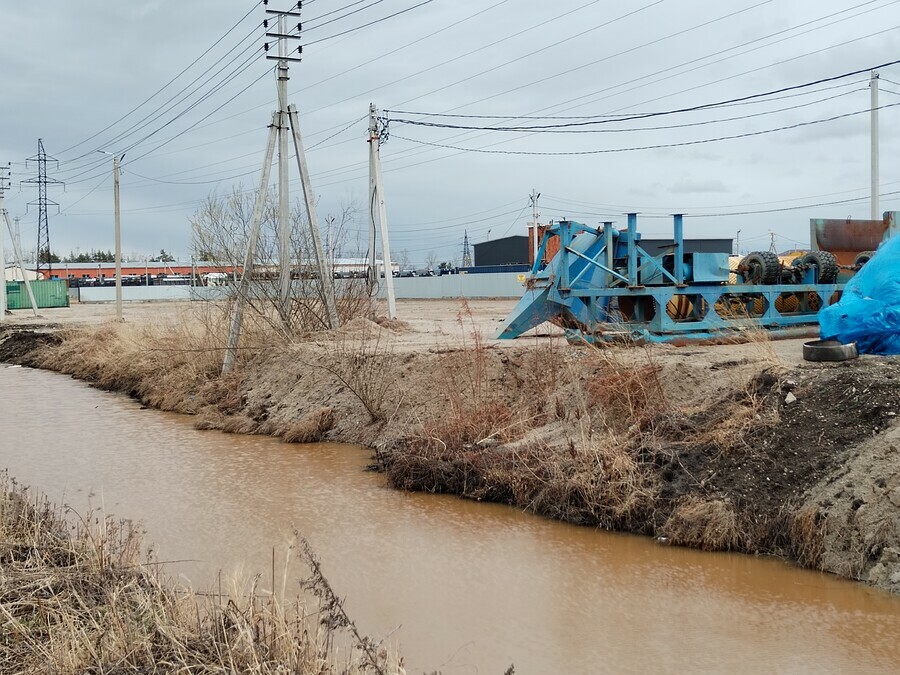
3,0,900,265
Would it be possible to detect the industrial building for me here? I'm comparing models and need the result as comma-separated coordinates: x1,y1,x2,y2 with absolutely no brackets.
473,236,529,267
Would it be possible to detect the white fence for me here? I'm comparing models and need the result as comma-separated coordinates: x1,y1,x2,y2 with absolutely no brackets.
74,272,526,304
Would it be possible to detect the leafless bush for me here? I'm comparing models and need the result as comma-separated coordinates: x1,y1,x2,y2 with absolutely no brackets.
190,187,374,340
315,320,398,424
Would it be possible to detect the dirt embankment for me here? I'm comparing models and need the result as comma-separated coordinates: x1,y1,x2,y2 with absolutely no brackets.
2,317,899,593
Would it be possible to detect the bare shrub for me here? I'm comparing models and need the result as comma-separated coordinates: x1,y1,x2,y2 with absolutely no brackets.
315,321,398,424
281,407,335,443
191,187,373,338
662,495,744,551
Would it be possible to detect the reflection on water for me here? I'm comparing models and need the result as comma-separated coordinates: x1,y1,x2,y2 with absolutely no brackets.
2,365,899,674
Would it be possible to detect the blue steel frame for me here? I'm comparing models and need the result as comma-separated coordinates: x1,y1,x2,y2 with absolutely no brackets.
498,214,845,343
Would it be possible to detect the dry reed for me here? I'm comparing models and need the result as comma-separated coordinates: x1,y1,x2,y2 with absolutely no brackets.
661,495,744,551
0,472,400,674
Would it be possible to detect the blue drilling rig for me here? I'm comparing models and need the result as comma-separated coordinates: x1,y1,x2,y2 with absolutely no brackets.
496,213,894,344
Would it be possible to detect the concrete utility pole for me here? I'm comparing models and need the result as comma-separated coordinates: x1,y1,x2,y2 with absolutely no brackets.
0,165,7,319
367,103,396,319
529,189,541,264
276,12,292,324
1,164,39,318
871,71,880,221
98,151,124,321
224,2,339,373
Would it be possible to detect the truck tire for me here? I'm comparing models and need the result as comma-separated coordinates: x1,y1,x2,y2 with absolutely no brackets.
740,251,781,285
854,250,876,269
801,250,839,284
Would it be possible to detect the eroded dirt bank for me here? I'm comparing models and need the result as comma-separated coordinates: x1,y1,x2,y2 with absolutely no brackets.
2,309,899,594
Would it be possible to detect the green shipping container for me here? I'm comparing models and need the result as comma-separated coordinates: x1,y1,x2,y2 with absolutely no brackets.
6,279,70,310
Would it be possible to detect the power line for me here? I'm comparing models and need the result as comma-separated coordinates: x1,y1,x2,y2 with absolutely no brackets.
304,0,437,47
391,100,900,155
57,1,263,158
369,0,900,171
386,88,864,135
388,58,900,132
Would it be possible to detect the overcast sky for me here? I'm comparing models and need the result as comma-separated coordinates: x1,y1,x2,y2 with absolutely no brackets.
3,0,900,265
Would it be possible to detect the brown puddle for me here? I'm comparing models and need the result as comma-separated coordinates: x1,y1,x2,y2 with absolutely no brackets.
2,365,899,674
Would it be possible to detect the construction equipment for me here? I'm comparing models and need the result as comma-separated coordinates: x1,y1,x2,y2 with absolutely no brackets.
496,212,893,344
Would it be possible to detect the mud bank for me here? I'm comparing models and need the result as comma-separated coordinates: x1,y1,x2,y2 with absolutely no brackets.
2,320,899,594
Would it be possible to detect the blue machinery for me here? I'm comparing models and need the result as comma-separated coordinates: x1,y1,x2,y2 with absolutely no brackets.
496,214,847,344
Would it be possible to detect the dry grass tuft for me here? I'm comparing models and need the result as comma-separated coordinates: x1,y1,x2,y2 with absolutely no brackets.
584,349,667,433
281,407,335,443
790,505,828,569
0,472,400,674
661,495,744,551
221,414,259,435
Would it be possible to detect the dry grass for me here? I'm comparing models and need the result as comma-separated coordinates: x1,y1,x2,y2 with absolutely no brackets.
790,505,828,569
0,472,400,674
661,495,744,551
281,407,336,443
381,332,661,531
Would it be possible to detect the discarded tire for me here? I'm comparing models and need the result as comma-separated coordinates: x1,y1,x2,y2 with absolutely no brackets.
854,250,876,268
802,339,858,362
801,250,839,284
740,251,781,285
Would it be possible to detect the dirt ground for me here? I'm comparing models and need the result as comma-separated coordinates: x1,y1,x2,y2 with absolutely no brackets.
2,299,899,593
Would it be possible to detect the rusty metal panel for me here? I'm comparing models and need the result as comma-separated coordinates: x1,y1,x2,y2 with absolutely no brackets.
810,217,887,252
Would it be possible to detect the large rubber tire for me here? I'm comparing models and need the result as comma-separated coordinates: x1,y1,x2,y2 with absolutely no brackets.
854,250,876,268
740,251,781,285
801,250,839,284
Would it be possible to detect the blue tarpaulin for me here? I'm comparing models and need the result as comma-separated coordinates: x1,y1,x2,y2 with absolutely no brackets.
819,235,900,355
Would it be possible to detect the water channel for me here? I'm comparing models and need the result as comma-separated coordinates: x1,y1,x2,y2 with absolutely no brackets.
2,364,900,673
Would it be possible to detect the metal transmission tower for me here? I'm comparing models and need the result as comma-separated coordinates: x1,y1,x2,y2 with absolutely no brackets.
0,163,39,319
223,1,339,374
462,231,472,268
23,139,63,276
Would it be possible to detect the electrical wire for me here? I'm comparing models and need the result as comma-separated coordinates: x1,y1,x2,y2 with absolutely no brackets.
302,0,386,31
388,59,900,132
391,101,900,155
303,0,437,47
368,0,900,172
387,88,864,135
56,1,263,158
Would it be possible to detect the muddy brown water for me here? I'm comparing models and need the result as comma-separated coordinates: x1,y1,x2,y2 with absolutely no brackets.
2,365,900,674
